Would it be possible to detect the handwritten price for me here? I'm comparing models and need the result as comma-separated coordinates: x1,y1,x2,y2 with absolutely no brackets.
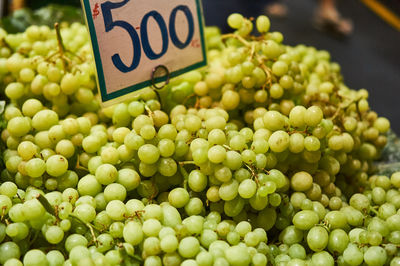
191,39,200,48
100,0,195,73
82,0,206,103
92,3,100,19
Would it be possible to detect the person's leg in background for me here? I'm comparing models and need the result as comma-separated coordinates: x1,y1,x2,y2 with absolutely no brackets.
314,0,353,36
264,0,288,18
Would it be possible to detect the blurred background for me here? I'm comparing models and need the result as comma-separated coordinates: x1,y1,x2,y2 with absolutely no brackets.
1,0,400,132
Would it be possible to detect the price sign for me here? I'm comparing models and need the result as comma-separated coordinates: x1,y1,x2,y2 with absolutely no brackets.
81,0,207,105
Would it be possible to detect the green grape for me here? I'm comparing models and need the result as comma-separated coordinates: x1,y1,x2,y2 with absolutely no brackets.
0,242,21,264
77,174,102,196
324,211,347,229
100,146,119,165
304,136,320,151
23,249,48,266
169,188,190,208
311,251,334,266
4,258,23,266
69,246,90,265
96,234,114,253
138,144,160,164
238,179,257,199
46,250,65,266
105,200,126,221
123,221,143,245
104,183,126,202
304,106,323,127
292,210,319,230
5,82,25,100
288,243,306,260
45,225,64,244
17,140,38,160
279,225,303,245
307,226,329,252
342,243,364,266
364,246,387,266
117,168,140,191
263,111,285,131
208,145,226,163
95,164,118,185
158,138,175,157
268,130,290,153
188,170,208,192
291,171,313,191
73,203,96,223
46,155,68,177
7,117,31,137
158,157,177,176
0,182,18,198
32,110,59,131
143,204,163,220
23,198,45,220
82,135,101,153
142,218,162,237
224,245,251,266
255,15,270,34
327,229,349,254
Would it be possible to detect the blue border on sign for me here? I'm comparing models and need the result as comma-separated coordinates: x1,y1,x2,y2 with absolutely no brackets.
81,0,207,103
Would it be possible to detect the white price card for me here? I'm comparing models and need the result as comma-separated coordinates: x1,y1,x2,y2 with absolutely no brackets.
81,0,207,105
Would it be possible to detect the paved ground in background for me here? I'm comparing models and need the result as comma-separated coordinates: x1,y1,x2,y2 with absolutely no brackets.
202,0,400,133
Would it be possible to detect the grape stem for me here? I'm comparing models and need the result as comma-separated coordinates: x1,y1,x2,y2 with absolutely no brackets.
75,154,89,173
221,33,250,47
29,230,40,247
179,161,195,165
255,54,272,86
69,213,103,232
152,89,163,110
0,207,5,221
194,97,201,109
179,164,189,190
249,42,256,60
54,205,61,224
55,22,66,56
46,22,83,70
221,33,273,86
148,179,158,203
317,221,331,233
86,223,98,247
182,93,197,106
16,192,24,202
143,102,155,124
0,38,11,50
262,169,270,175
368,206,379,216
245,163,260,185
287,128,309,135
223,145,232,151
133,210,145,220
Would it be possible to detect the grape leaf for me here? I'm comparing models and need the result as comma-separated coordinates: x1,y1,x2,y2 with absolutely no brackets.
375,130,400,175
0,5,83,33
36,194,56,216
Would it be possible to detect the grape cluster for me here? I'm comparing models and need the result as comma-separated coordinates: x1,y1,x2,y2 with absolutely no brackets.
265,171,400,265
0,12,398,266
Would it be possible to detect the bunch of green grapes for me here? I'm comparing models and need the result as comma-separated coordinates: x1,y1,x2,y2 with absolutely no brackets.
0,23,99,119
183,14,391,192
263,171,400,266
0,184,270,266
0,12,398,266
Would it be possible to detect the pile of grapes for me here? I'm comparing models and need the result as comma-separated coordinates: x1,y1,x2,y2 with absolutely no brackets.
0,12,399,266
